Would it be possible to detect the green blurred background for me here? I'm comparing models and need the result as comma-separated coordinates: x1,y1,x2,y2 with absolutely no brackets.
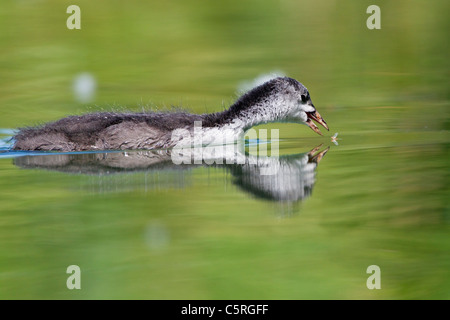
0,0,448,299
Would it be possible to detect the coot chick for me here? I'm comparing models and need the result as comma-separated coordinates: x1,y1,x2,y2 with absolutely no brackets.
13,77,328,151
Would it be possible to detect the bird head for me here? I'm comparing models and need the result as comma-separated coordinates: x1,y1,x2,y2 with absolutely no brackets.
272,77,329,135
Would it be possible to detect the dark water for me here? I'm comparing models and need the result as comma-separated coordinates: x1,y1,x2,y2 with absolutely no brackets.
0,0,448,299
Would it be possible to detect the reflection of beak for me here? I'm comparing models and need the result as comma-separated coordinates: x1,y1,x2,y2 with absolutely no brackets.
306,110,329,135
308,144,330,164
307,144,323,156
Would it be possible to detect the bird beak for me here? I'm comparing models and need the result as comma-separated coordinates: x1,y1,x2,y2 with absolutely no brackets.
306,109,329,135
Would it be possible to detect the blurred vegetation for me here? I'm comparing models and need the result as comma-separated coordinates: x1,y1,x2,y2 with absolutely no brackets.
0,0,448,299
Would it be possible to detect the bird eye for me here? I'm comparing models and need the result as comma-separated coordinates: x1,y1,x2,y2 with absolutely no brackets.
301,94,307,103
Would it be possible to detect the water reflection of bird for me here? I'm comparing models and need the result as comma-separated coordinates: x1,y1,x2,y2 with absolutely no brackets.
13,144,329,203
13,77,328,151
226,145,329,202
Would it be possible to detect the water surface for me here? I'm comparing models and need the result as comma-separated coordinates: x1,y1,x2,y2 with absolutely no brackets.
0,0,448,299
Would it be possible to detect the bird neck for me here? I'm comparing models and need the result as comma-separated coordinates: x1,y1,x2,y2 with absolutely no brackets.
207,99,284,132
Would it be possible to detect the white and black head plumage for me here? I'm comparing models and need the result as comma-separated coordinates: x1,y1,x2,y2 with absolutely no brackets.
215,77,329,134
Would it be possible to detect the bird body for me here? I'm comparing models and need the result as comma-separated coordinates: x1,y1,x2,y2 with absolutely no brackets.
13,77,328,151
